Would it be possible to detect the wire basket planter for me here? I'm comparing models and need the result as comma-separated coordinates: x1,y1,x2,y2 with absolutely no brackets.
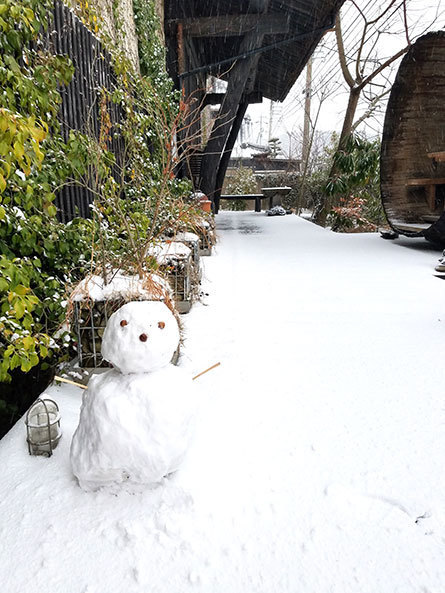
73,297,125,368
195,219,216,256
175,231,200,270
174,232,202,296
148,242,194,314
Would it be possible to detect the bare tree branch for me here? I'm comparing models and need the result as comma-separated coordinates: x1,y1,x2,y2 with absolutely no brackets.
335,12,355,89
403,0,411,46
351,89,391,131
359,44,410,90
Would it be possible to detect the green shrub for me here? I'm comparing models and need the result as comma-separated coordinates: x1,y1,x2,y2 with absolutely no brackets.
223,165,258,211
325,134,386,230
0,0,200,436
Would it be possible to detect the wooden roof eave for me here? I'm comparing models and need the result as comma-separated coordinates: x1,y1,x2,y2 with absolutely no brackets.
164,0,346,103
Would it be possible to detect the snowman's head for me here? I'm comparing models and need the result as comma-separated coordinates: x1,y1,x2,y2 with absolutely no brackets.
101,301,180,374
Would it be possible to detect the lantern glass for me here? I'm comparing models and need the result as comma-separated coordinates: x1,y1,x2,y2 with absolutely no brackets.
26,398,62,456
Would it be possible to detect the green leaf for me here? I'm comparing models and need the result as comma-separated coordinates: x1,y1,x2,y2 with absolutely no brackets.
4,55,20,74
20,357,32,373
29,352,39,366
10,353,21,370
22,335,34,349
6,30,20,50
14,284,29,296
13,299,25,318
4,345,14,357
13,141,24,159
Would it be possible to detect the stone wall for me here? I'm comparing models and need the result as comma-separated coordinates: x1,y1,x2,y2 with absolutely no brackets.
68,0,140,72
154,0,164,41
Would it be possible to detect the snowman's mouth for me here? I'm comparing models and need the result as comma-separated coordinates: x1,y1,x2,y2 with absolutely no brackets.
139,333,148,342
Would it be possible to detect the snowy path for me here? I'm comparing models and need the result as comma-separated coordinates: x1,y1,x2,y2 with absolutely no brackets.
2,212,445,592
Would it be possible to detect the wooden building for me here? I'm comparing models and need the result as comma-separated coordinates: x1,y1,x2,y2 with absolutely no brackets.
381,31,445,244
228,155,300,173
164,0,346,210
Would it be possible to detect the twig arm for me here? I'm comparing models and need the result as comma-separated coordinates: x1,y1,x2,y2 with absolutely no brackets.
54,375,88,390
192,362,221,381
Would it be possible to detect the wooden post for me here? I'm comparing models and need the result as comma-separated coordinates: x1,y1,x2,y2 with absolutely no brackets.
200,0,271,202
200,64,252,199
213,102,249,213
177,23,185,83
427,184,436,211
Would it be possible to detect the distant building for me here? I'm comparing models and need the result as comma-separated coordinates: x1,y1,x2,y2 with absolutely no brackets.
228,155,300,174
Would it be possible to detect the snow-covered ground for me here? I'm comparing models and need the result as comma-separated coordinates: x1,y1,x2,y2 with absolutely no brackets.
2,211,445,593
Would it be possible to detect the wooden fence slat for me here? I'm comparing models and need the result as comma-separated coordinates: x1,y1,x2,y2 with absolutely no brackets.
48,1,125,222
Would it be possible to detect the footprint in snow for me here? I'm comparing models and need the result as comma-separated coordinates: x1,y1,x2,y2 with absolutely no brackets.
323,483,417,528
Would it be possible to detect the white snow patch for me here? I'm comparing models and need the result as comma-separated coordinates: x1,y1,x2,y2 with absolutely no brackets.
1,212,445,592
148,241,191,264
71,271,170,302
12,205,25,218
174,231,200,244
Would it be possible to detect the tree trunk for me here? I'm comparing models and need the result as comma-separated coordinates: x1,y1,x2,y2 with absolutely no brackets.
313,87,361,226
337,87,361,150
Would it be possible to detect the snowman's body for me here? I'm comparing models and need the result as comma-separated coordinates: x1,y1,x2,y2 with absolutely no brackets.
70,301,194,491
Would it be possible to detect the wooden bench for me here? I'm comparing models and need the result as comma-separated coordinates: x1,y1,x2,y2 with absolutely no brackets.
219,194,265,212
406,177,445,211
219,186,292,212
427,151,445,162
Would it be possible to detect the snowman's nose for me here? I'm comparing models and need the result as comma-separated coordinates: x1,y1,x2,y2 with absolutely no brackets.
139,333,148,342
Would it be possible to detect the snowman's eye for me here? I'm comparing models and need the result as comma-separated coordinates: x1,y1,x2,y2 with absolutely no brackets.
139,333,148,342
158,321,165,329
120,320,128,327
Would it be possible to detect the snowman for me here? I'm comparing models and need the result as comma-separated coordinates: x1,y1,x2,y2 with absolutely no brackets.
70,300,195,491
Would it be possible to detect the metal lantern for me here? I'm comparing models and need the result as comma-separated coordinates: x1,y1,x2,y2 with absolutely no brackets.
25,398,62,456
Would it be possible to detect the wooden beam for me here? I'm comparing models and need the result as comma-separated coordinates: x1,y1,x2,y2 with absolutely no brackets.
406,178,445,185
214,102,249,213
203,92,263,107
200,58,256,198
184,35,205,145
200,0,271,199
167,14,289,38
